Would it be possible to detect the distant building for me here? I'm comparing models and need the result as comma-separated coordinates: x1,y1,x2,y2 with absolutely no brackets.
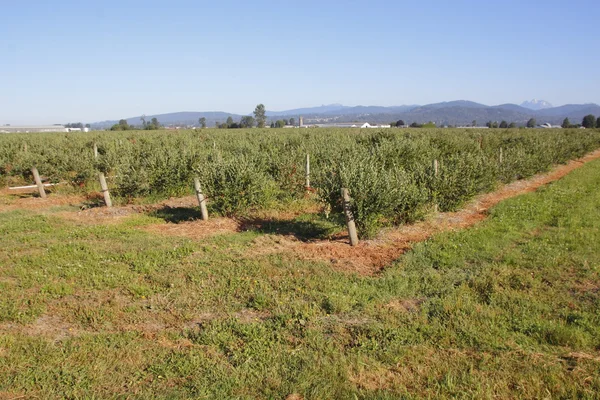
0,125,67,133
313,122,391,128
539,123,562,129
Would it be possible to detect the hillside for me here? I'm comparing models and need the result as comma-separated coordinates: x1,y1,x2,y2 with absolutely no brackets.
91,102,600,128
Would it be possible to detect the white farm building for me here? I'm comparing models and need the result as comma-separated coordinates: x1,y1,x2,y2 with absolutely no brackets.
0,125,90,133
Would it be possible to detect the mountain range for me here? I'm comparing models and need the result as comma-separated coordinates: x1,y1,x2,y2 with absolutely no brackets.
90,100,600,128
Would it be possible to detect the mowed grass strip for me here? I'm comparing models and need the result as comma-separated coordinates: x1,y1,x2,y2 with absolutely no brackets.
0,160,599,399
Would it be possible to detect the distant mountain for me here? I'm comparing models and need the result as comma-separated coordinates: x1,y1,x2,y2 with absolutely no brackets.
268,104,419,118
266,104,349,117
521,99,553,110
92,111,242,129
414,100,488,111
91,101,600,128
535,104,600,119
492,104,531,113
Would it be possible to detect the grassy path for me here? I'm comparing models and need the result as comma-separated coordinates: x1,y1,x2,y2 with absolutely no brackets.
1,158,599,398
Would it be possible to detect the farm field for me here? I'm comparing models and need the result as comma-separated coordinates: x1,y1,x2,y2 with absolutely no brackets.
2,128,600,238
0,128,600,398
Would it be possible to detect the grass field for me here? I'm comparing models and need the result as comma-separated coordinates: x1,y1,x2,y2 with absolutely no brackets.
1,156,600,398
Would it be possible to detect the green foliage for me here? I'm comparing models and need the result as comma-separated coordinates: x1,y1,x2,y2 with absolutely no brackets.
198,156,279,216
582,114,596,129
527,118,536,128
1,128,600,238
253,104,267,128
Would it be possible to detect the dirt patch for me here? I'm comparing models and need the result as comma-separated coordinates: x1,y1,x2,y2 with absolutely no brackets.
141,217,240,240
385,298,425,313
0,193,87,213
0,315,80,342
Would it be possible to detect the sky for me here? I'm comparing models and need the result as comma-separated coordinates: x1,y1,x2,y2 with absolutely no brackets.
1,0,599,124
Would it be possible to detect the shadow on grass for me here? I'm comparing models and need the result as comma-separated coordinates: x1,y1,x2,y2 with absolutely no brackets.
147,205,344,241
149,206,203,223
242,214,344,242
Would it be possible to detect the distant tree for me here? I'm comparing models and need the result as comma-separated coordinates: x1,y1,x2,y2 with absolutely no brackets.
582,114,596,129
253,104,267,128
140,115,147,128
499,120,508,129
150,117,161,130
508,122,517,129
199,117,207,129
289,118,296,126
275,120,286,128
596,117,600,129
486,121,493,128
472,120,477,127
562,118,571,129
240,116,255,128
85,123,91,128
410,122,421,128
226,116,234,127
283,119,289,126
526,118,536,128
396,119,405,127
270,121,275,128
111,119,131,131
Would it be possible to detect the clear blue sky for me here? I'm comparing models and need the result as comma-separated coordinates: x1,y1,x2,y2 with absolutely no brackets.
1,0,599,124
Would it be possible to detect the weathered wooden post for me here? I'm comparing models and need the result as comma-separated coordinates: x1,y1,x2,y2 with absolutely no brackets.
31,167,47,199
193,178,209,221
499,147,503,164
98,173,112,207
23,142,28,153
341,188,359,246
305,154,310,190
93,143,98,159
433,159,439,213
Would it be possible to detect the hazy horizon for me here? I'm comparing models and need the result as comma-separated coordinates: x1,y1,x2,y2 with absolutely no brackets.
2,0,599,124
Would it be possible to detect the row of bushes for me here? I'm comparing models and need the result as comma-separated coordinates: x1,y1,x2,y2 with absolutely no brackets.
1,128,599,238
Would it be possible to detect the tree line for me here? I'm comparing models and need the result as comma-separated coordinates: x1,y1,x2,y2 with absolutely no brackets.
200,105,296,130
110,116,162,131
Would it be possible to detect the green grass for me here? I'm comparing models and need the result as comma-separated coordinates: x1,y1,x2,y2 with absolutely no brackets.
1,159,600,398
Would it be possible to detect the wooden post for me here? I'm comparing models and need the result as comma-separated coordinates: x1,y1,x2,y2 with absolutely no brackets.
305,154,310,190
341,188,359,246
193,178,209,221
93,143,98,159
433,159,439,213
23,142,28,153
98,173,112,207
499,147,503,164
31,167,47,199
